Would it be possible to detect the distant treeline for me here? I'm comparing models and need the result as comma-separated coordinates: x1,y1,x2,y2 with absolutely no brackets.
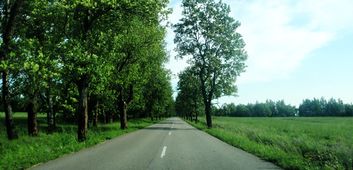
214,98,353,117
299,98,353,116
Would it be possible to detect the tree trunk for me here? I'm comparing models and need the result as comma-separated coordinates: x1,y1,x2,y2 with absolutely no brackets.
205,101,212,128
109,111,114,123
194,100,198,123
118,85,132,129
2,71,18,139
53,111,56,128
93,101,99,127
27,97,38,136
103,110,107,124
1,0,25,140
119,102,128,129
77,77,88,142
195,112,198,123
46,87,55,133
104,110,113,124
199,70,212,128
118,92,127,129
105,112,109,123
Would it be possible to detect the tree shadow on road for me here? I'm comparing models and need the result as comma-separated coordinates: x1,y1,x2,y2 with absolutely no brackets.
157,121,184,125
144,126,196,131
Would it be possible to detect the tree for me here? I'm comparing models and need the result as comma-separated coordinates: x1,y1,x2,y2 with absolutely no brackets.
0,0,26,139
144,66,173,121
326,98,345,116
174,0,247,127
299,98,348,116
58,0,124,141
235,104,250,117
299,98,323,116
0,0,174,142
275,100,296,117
111,17,166,129
266,100,278,117
345,104,353,116
176,67,203,122
13,0,63,135
252,102,271,117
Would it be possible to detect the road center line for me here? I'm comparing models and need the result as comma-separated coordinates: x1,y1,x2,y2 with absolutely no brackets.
161,146,167,158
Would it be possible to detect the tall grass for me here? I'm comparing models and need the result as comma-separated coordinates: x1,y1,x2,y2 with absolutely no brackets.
0,112,158,169
188,117,353,170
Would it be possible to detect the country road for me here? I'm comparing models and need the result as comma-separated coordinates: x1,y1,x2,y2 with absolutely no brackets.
31,117,281,170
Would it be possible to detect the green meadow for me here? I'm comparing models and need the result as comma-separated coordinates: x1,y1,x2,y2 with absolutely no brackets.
0,112,158,170
188,116,353,170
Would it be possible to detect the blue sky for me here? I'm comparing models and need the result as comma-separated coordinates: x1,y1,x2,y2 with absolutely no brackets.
165,0,353,106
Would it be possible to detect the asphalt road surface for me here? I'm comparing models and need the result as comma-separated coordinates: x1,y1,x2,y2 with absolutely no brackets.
31,117,281,170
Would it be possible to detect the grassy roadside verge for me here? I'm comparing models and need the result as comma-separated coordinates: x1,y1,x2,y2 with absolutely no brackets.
186,116,353,170
0,112,159,170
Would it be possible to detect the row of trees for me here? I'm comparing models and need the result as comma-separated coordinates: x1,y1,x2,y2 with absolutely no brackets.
1,0,174,141
175,67,203,122
207,98,353,118
299,98,353,116
214,100,297,117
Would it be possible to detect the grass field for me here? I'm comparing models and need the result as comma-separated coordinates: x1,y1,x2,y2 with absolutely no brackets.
187,116,353,170
0,112,159,170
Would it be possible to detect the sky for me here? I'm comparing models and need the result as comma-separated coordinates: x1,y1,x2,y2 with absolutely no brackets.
164,0,353,106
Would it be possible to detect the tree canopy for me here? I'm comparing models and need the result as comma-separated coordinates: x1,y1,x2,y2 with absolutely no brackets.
175,66,203,122
1,0,174,141
174,0,247,127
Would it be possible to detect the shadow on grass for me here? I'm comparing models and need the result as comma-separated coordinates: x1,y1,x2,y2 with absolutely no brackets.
0,114,161,138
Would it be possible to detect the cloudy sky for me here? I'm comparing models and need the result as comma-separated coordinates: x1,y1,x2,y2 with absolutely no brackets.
165,0,353,106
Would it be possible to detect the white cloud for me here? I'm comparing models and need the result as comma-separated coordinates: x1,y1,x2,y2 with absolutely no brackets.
227,0,340,84
165,0,353,93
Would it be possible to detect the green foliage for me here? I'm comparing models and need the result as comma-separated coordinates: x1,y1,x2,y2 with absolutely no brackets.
1,0,173,140
175,67,204,118
174,0,247,98
174,0,247,127
215,98,353,117
215,100,296,117
143,66,174,119
299,98,352,116
187,116,353,170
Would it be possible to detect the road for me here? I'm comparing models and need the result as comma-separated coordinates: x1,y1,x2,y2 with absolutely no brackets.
31,117,281,170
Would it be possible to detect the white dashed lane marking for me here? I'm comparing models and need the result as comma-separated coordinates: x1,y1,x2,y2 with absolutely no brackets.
161,146,167,158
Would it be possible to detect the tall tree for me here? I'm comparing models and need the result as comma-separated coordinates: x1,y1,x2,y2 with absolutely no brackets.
59,1,121,141
107,0,169,129
176,67,203,122
14,0,62,135
111,18,165,129
174,0,247,127
144,66,173,120
0,0,25,139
